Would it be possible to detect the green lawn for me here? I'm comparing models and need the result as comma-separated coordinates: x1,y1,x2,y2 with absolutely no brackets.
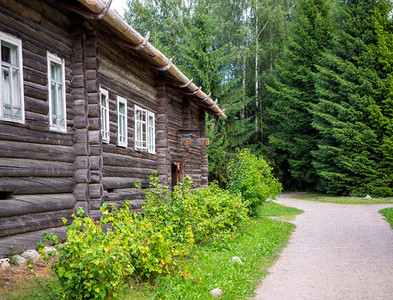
0,202,302,300
379,208,393,230
294,193,393,205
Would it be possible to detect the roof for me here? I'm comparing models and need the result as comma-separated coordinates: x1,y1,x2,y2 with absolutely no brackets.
72,0,227,120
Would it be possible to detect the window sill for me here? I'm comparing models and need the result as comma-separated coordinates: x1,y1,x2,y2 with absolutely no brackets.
0,116,25,125
49,125,68,134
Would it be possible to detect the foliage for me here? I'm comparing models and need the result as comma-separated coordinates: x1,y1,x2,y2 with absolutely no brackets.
2,201,302,300
379,208,393,229
38,206,137,299
228,149,282,215
37,172,249,299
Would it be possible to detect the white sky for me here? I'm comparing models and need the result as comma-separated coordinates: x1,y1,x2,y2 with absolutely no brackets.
109,0,128,17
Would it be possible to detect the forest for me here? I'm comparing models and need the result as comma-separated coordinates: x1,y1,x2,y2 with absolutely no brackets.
124,0,393,197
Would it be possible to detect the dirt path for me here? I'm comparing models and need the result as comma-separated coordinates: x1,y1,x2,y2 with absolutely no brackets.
254,193,393,300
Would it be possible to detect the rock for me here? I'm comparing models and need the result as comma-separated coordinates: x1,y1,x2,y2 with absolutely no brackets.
13,255,25,265
21,249,40,261
365,195,372,199
44,246,57,254
231,256,243,264
210,288,223,297
0,261,10,270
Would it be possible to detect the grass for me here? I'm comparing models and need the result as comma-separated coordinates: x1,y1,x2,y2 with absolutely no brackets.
0,202,302,300
256,201,303,220
294,193,393,205
379,208,393,230
0,260,59,300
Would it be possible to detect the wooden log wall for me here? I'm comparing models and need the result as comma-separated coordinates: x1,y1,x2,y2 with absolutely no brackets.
0,0,76,257
97,35,158,209
167,88,207,188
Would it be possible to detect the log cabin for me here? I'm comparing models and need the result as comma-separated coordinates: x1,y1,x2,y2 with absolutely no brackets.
0,0,226,258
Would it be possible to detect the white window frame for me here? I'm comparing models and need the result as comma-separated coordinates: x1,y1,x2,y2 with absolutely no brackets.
0,32,24,124
134,105,155,153
100,87,110,143
117,96,127,147
147,110,155,154
47,52,66,132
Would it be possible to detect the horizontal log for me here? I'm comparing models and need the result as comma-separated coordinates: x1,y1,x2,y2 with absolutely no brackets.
0,6,72,53
102,143,158,160
102,177,150,189
98,69,156,111
103,188,146,202
0,177,75,195
24,96,48,115
23,81,47,101
0,123,74,145
0,158,76,177
105,199,146,210
102,166,155,178
102,152,157,169
0,226,67,258
0,140,76,162
0,194,77,218
0,209,73,238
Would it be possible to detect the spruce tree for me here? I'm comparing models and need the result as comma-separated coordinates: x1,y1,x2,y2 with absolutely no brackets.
267,0,334,190
312,0,393,196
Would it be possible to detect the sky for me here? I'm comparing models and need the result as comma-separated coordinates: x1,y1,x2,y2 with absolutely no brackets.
109,0,128,17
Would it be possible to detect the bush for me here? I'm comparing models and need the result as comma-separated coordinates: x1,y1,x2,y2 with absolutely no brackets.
39,172,249,299
228,149,282,215
39,206,136,299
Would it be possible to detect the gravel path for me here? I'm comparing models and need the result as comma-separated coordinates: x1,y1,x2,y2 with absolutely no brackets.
254,193,393,300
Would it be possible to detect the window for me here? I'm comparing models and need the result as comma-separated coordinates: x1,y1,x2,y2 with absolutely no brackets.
135,105,155,153
48,52,66,131
148,111,155,153
100,88,110,143
0,32,24,123
117,96,127,147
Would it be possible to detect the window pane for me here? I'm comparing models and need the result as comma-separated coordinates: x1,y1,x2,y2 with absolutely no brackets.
2,43,18,65
51,83,57,116
3,106,11,116
57,85,63,114
142,123,146,141
2,67,10,106
1,44,10,63
101,94,107,108
136,122,141,141
119,102,125,114
13,108,20,118
149,127,153,145
12,68,20,107
51,61,62,82
10,45,17,66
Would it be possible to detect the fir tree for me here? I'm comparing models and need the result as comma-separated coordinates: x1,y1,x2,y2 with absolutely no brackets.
312,0,393,196
267,0,334,190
